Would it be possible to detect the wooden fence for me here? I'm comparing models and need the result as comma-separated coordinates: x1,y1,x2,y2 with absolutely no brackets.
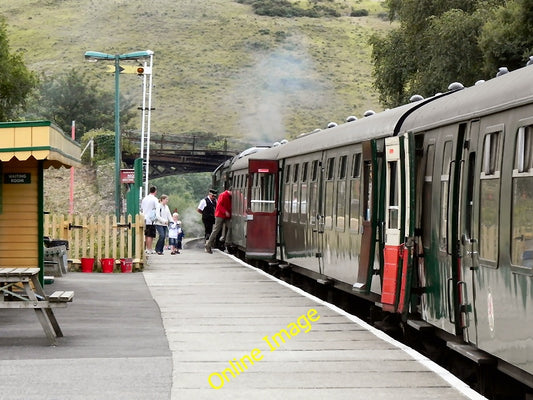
44,214,145,270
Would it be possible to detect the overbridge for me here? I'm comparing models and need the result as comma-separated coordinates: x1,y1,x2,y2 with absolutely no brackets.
122,131,242,179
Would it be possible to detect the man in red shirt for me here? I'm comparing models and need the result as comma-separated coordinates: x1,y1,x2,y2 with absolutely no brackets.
205,188,232,253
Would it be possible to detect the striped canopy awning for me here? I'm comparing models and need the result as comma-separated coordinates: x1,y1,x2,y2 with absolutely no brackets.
0,121,81,168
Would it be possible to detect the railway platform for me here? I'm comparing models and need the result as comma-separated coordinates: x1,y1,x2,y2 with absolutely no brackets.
0,242,486,400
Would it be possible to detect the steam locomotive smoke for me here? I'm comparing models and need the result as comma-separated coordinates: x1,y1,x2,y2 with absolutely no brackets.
231,46,328,145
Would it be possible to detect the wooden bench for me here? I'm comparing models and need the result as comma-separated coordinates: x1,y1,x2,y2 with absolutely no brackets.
0,268,74,345
48,291,75,303
44,245,68,277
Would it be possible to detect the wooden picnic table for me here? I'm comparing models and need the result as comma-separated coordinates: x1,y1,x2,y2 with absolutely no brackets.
0,267,74,345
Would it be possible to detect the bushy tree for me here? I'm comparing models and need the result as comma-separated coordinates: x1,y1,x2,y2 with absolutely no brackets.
479,0,533,75
25,69,137,140
0,18,37,120
370,0,519,107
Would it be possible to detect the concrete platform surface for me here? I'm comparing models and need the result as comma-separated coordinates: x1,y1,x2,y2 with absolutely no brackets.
145,247,486,400
0,244,486,400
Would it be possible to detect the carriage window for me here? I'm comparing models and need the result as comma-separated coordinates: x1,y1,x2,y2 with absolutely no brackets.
309,181,318,225
479,131,502,264
309,161,319,225
349,175,361,231
293,164,299,183
323,157,335,229
440,141,452,251
285,165,291,183
290,183,299,220
300,181,308,222
336,156,347,230
336,181,346,230
302,162,308,182
350,153,362,231
326,158,335,180
362,161,372,222
283,183,291,221
325,180,334,229
422,145,435,249
250,172,276,213
311,160,318,181
483,132,500,175
283,165,291,220
515,126,533,173
511,125,533,269
352,153,361,178
338,155,347,179
299,162,308,222
387,161,399,230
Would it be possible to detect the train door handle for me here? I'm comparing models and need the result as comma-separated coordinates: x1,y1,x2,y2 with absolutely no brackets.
457,281,470,329
447,278,455,324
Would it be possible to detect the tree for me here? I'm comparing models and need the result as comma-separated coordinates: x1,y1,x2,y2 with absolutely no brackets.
479,0,533,75
0,18,37,121
370,0,509,107
25,69,137,140
418,9,485,96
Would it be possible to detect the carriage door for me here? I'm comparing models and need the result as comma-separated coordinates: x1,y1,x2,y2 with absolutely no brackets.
460,120,490,343
246,159,278,259
419,126,466,335
307,158,325,274
355,140,379,292
381,135,415,312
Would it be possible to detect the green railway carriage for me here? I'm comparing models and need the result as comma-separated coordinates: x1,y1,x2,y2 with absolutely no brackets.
399,67,533,385
217,65,533,390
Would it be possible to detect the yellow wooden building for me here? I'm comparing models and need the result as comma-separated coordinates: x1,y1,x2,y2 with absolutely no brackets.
0,121,80,281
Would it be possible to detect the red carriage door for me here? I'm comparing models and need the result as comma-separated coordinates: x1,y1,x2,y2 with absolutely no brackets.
246,159,279,259
381,135,415,313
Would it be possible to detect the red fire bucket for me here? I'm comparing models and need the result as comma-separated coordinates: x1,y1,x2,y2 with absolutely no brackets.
120,258,133,273
100,258,114,273
80,258,95,273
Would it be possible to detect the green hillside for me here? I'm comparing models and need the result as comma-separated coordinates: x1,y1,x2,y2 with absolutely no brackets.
2,0,391,145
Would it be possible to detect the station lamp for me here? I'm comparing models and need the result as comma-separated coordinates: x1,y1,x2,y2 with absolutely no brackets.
84,50,154,218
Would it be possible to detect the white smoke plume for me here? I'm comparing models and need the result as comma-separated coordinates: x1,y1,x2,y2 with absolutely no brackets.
229,43,328,144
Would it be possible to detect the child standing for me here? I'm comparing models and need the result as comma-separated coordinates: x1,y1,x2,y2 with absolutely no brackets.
168,213,180,255
177,220,185,253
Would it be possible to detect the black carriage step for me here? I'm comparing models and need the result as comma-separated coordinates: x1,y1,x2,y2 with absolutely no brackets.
406,319,434,332
447,342,496,365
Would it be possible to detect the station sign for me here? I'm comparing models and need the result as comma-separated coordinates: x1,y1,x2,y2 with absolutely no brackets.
120,169,135,184
4,173,31,184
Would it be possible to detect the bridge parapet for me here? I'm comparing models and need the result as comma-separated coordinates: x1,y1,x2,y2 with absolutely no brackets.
122,131,242,178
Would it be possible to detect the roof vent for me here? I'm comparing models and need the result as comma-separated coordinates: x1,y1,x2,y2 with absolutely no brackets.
272,141,281,147
327,122,337,128
496,67,509,77
527,56,533,66
346,115,357,122
363,110,375,117
409,94,424,102
280,139,288,145
448,82,464,91
475,80,485,85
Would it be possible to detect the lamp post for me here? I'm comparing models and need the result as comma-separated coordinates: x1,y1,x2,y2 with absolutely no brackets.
84,50,154,218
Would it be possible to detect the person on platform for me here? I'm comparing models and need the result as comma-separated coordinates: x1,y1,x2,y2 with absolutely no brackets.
168,212,181,255
205,187,231,254
197,189,217,241
154,194,173,255
141,185,158,254
176,220,185,253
